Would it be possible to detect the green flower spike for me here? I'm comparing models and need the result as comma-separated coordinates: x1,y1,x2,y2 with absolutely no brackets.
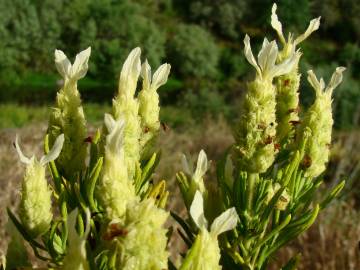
97,114,137,221
62,209,90,270
271,3,321,143
112,48,142,179
116,198,169,270
180,150,209,209
180,191,238,270
138,60,171,158
299,67,346,178
48,48,90,180
15,134,64,237
234,35,297,173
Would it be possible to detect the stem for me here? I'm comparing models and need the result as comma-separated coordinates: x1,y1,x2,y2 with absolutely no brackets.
247,173,257,214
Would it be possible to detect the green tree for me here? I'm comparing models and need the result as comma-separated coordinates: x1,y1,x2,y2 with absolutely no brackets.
168,24,220,78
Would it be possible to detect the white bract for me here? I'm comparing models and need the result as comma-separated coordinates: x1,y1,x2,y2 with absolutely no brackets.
15,134,64,166
271,3,320,48
243,35,297,80
55,47,91,82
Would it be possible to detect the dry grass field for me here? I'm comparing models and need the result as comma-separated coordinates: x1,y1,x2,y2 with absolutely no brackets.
0,118,359,269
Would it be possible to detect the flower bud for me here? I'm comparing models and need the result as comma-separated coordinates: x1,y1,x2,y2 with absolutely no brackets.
180,191,238,270
112,48,142,178
97,114,137,221
298,67,345,178
15,134,64,237
234,35,297,173
49,48,90,179
116,198,169,270
180,150,209,208
271,3,321,143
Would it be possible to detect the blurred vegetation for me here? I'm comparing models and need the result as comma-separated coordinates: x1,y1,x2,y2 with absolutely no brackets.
0,0,359,129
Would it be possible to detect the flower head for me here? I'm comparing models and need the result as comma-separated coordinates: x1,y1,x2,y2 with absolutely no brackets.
112,48,142,178
49,48,90,179
97,114,137,221
299,67,345,178
15,134,64,237
138,60,171,157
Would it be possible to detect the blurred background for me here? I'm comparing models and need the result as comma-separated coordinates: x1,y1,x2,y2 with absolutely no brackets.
0,0,359,269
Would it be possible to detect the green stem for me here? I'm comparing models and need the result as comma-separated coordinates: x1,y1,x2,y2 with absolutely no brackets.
247,173,257,214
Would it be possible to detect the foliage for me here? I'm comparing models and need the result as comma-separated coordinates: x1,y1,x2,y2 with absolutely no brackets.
168,24,220,79
1,5,347,270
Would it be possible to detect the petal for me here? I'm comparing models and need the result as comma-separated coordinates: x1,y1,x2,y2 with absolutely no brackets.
307,70,322,93
119,47,142,96
106,116,126,153
190,191,208,229
193,150,208,181
141,59,152,90
271,3,286,44
262,40,279,76
327,67,346,93
181,153,192,175
270,49,298,78
104,113,116,133
70,47,91,80
54,49,71,79
243,35,261,75
40,134,64,165
210,207,238,237
152,63,171,90
14,135,32,165
295,17,321,45
258,38,271,71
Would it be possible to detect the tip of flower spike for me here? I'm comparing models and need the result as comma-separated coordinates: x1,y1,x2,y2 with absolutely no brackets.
271,3,286,44
119,47,142,96
54,47,91,81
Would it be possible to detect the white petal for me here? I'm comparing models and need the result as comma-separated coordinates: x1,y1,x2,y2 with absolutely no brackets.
152,63,171,90
243,35,261,75
262,40,279,77
190,191,208,229
307,70,322,92
119,47,141,97
295,17,321,45
106,117,125,153
210,207,238,237
270,49,297,78
193,150,208,181
15,135,32,165
54,49,71,79
327,67,346,92
258,38,271,71
271,3,286,44
40,134,64,165
104,113,116,133
70,47,91,80
141,59,151,90
181,154,192,175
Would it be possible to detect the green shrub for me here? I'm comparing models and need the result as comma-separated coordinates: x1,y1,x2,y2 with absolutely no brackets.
168,24,220,79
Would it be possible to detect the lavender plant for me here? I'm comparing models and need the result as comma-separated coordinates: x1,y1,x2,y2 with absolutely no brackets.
2,3,345,270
